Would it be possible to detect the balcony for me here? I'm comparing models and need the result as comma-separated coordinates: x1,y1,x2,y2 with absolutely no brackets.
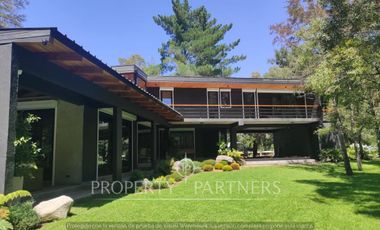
172,104,321,120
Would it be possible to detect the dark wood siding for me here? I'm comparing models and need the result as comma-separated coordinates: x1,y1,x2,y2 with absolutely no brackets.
174,88,207,104
147,87,159,98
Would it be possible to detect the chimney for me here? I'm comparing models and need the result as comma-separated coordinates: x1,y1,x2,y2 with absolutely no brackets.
112,64,147,89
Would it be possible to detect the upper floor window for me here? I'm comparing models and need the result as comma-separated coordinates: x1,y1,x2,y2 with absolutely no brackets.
220,90,231,108
160,88,174,106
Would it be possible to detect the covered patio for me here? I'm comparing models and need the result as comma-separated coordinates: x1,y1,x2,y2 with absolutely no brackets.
0,28,182,193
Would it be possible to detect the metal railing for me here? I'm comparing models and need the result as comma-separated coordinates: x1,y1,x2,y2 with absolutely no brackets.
171,104,321,119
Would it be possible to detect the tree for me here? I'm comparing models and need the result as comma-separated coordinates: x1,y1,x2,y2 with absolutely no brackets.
0,0,28,28
153,0,246,76
250,72,261,78
118,54,161,76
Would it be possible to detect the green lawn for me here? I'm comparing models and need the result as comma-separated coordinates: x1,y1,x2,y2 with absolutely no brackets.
43,161,380,230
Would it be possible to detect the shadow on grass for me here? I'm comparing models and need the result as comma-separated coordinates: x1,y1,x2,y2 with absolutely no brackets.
68,194,126,216
290,160,380,218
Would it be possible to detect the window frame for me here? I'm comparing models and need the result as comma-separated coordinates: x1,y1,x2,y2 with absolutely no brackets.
159,87,174,107
219,89,231,108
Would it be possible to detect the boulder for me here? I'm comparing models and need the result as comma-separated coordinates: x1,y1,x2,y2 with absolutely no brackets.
216,155,234,163
33,195,73,222
172,161,181,172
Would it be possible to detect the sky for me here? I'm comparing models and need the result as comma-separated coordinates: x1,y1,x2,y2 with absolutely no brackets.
23,0,288,77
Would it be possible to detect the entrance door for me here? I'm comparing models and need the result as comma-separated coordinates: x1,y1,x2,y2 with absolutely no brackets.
207,91,219,118
243,92,256,118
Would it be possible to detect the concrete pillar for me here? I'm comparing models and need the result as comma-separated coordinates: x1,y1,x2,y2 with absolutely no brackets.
0,44,18,193
132,120,138,170
112,107,122,181
151,121,158,169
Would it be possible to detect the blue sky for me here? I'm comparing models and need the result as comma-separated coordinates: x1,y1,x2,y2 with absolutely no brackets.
23,0,288,77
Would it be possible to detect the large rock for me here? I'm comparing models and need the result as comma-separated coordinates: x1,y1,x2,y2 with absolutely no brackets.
216,155,234,163
33,195,73,222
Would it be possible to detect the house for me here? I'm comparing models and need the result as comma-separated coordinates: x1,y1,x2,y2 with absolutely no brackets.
0,28,321,194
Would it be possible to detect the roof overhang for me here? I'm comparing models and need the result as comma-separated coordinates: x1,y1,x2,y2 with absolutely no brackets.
0,28,183,122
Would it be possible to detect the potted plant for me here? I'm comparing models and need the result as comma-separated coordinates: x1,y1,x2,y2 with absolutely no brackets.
13,113,42,191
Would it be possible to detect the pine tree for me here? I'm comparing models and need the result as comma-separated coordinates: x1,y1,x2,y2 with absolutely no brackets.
0,0,28,28
153,0,246,77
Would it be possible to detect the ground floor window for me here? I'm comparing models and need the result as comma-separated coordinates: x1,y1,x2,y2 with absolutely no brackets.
138,122,152,168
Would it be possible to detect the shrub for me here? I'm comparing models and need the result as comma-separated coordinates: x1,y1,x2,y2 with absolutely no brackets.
231,162,240,170
214,163,223,170
154,159,173,176
193,167,201,174
201,159,215,167
129,170,145,183
193,161,202,168
202,164,213,172
222,165,233,172
0,219,13,230
0,190,32,207
167,177,176,185
166,172,184,182
227,149,243,163
9,201,39,230
178,158,194,176
152,176,169,189
220,160,229,166
320,148,343,163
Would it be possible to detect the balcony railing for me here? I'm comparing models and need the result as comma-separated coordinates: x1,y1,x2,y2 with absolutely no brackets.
171,104,321,119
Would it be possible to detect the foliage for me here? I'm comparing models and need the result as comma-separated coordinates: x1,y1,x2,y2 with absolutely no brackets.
14,113,41,176
0,0,28,28
8,201,39,230
0,207,10,220
167,177,176,185
0,190,32,207
230,162,240,170
227,149,243,163
320,148,343,163
153,0,246,76
202,164,213,172
0,219,13,230
201,159,215,167
118,54,161,76
222,165,233,172
178,158,194,176
152,176,170,189
154,159,173,177
129,170,145,183
166,172,184,182
214,163,223,170
217,141,229,155
219,160,228,166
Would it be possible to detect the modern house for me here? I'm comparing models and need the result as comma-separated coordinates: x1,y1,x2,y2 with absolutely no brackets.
0,28,321,194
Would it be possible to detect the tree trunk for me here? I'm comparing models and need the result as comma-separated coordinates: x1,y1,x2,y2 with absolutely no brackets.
337,130,354,175
355,139,363,171
376,126,380,158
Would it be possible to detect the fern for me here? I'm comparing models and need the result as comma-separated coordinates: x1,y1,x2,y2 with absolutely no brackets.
0,190,32,206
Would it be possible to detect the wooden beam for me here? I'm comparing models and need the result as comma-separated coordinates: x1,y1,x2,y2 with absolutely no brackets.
37,52,83,61
69,66,104,74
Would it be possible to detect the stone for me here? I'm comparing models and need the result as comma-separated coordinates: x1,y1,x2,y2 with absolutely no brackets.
216,155,234,163
172,161,181,172
33,195,73,222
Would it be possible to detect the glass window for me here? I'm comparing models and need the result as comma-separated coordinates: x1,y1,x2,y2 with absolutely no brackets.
220,91,231,108
161,90,173,106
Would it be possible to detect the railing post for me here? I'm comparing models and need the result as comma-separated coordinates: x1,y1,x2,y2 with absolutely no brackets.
304,93,308,118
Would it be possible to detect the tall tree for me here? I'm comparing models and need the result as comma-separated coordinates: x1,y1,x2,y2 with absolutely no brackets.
0,0,28,28
118,54,161,76
153,0,246,76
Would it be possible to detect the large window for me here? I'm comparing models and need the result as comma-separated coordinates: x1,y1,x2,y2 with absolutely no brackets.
170,130,195,158
207,90,219,118
160,90,173,106
220,90,231,108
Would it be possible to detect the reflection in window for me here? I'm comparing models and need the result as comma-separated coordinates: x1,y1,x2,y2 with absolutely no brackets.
170,131,195,158
160,90,173,106
220,91,231,108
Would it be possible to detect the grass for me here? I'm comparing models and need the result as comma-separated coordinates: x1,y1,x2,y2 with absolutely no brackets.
42,160,380,230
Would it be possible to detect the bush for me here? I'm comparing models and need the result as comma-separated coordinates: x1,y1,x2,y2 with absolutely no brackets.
152,176,169,189
214,163,223,170
129,170,145,183
202,164,213,172
166,172,184,182
231,162,240,170
0,219,13,230
154,159,173,176
201,159,215,167
320,148,343,163
220,160,229,166
227,149,243,163
178,158,194,176
0,190,32,207
9,201,39,230
167,177,176,185
222,165,233,172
